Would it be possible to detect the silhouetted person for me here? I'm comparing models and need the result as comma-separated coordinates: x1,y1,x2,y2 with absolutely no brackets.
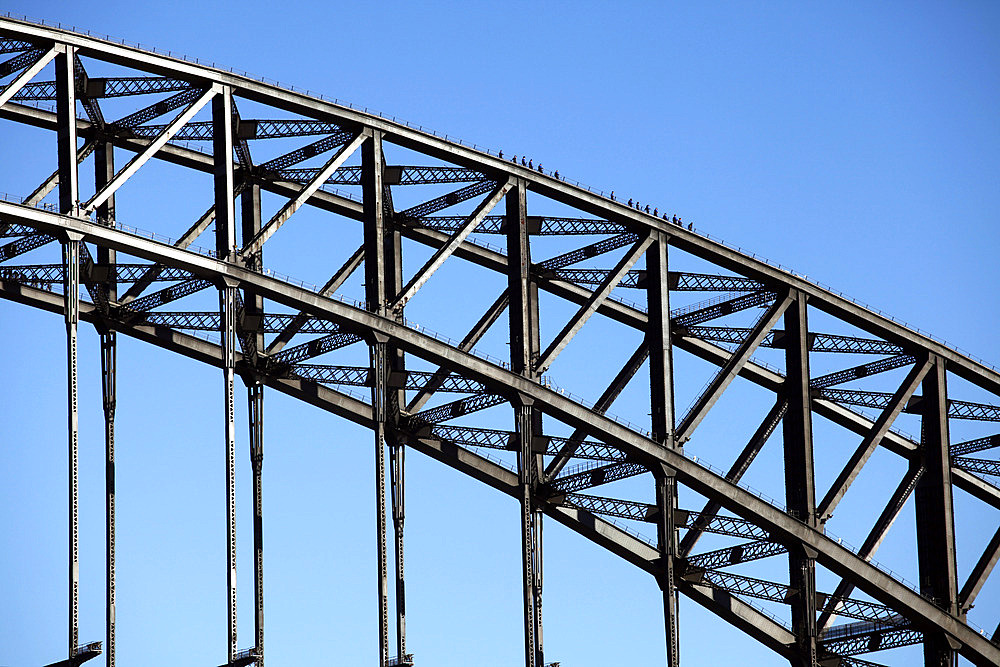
653,208,658,216
528,159,533,169
498,150,503,159
554,170,560,179
628,198,633,207
687,222,693,230
538,164,543,173
522,157,527,167
672,215,677,224
644,204,650,213
610,191,615,201
512,155,518,163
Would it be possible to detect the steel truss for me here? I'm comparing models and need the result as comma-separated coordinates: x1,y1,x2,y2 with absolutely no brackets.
1,18,999,667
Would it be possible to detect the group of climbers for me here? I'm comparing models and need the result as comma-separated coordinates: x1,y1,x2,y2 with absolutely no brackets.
497,151,694,231
500,151,560,180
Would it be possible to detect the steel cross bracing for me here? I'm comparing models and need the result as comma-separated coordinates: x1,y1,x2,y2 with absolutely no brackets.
1,19,999,667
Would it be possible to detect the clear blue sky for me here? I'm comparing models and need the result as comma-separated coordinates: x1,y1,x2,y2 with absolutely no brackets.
1,2,998,666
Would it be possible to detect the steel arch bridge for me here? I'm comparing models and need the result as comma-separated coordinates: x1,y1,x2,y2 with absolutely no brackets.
1,16,998,667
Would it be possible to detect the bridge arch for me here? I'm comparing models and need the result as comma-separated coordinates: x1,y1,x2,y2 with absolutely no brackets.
1,16,998,667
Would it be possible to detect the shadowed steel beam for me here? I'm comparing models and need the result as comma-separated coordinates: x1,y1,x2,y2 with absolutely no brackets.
543,341,648,481
959,524,1000,614
678,397,788,557
536,233,653,374
817,358,931,522
783,291,819,666
915,356,959,665
676,293,792,443
0,45,55,108
243,131,368,255
405,289,509,414
264,244,364,355
84,87,216,216
392,179,512,312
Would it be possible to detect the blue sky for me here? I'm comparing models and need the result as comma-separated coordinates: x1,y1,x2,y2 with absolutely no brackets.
1,2,998,666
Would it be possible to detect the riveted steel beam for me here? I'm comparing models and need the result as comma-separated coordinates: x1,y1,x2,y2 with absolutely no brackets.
915,356,959,665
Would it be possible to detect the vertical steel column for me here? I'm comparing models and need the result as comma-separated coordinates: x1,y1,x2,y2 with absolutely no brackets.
62,233,81,661
55,44,78,217
95,136,118,667
782,290,818,667
213,85,239,664
362,130,391,666
646,230,680,666
506,179,543,667
383,188,408,662
389,436,406,662
242,184,266,665
915,356,959,667
56,42,81,663
248,382,264,662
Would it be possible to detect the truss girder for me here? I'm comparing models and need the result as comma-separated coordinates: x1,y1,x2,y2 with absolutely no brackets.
3,21,1000,666
268,331,360,366
279,164,484,185
686,539,788,571
547,461,648,493
818,388,1000,422
397,180,496,220
952,456,1000,477
672,290,777,328
290,364,487,393
116,277,212,317
416,215,627,236
418,426,624,462
0,262,194,284
697,570,904,627
951,434,1000,457
684,325,907,356
537,232,639,271
553,268,766,291
14,75,193,100
406,393,508,426
257,130,355,173
821,626,923,657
